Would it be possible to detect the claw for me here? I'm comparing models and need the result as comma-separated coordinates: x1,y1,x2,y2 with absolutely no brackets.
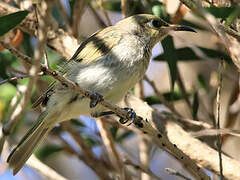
119,108,136,125
89,92,104,108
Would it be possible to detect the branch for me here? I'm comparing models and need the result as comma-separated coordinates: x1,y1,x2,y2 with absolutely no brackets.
123,94,240,180
96,118,131,179
27,155,67,180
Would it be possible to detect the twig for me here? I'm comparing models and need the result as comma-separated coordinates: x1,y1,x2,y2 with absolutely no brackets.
26,155,67,180
61,122,112,179
216,61,224,179
56,0,72,34
191,128,240,138
139,136,151,180
96,118,131,179
0,41,210,180
43,49,49,69
0,75,29,85
165,168,191,180
88,3,107,28
124,159,162,180
144,75,180,116
121,0,133,18
97,0,112,26
72,0,87,38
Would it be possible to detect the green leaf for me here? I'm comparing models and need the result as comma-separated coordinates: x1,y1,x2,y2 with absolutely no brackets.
144,91,183,105
116,131,134,143
110,126,118,140
225,6,240,26
154,47,231,62
161,36,178,90
103,1,121,12
82,134,101,147
205,6,238,19
0,11,29,36
35,144,63,160
197,74,209,91
0,83,17,101
192,91,199,120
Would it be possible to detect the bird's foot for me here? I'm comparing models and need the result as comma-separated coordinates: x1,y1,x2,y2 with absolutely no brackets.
89,92,104,108
119,108,136,126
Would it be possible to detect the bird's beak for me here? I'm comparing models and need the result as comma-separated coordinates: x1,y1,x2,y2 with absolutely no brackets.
163,25,196,33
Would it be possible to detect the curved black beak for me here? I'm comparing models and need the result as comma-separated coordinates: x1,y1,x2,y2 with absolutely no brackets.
174,25,196,33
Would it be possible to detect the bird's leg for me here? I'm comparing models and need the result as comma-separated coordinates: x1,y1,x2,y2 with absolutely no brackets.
89,92,104,108
92,111,115,117
92,107,138,126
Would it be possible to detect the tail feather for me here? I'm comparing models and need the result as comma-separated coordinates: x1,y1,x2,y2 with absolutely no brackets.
7,111,52,175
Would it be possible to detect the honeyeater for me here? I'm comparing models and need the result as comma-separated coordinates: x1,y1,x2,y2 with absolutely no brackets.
7,14,195,175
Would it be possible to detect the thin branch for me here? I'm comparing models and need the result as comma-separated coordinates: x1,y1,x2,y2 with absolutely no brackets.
124,159,162,180
96,118,131,179
0,41,210,180
144,75,180,116
216,61,224,179
97,0,112,26
165,168,191,180
26,155,67,180
0,75,29,85
139,136,151,180
61,122,112,179
88,3,107,28
56,0,72,34
121,0,133,18
72,0,87,38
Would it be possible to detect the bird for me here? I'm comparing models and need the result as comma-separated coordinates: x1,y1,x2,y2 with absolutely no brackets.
7,14,195,175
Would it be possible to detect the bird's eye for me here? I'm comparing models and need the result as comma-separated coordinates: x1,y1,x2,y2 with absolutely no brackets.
151,19,162,28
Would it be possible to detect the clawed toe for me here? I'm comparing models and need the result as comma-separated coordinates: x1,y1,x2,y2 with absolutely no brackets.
89,92,104,108
119,108,136,126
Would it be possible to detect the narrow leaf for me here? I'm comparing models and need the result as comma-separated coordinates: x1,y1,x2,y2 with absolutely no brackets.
154,47,231,62
0,11,29,36
161,36,178,90
192,91,199,120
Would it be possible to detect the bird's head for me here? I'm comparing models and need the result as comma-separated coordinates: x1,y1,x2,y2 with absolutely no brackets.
116,14,195,48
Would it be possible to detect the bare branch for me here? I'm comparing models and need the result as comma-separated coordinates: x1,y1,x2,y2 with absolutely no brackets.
124,159,162,180
96,118,131,179
27,155,67,180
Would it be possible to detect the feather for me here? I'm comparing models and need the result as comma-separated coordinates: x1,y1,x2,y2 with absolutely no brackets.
7,111,52,175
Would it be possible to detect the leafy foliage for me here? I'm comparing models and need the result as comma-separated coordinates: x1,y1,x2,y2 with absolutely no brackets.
0,11,29,36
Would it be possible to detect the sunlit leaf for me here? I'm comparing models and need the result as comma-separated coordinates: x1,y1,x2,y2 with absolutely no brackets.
0,11,29,36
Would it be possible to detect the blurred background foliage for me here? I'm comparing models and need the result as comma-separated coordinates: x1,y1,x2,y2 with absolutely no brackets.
0,0,240,179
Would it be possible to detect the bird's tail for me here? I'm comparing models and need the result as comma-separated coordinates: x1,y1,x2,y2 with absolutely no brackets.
7,111,52,175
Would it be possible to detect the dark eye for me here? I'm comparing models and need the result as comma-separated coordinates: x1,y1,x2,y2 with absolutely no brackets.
151,19,162,28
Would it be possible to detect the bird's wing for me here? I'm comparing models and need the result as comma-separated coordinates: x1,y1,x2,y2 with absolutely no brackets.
33,26,122,108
